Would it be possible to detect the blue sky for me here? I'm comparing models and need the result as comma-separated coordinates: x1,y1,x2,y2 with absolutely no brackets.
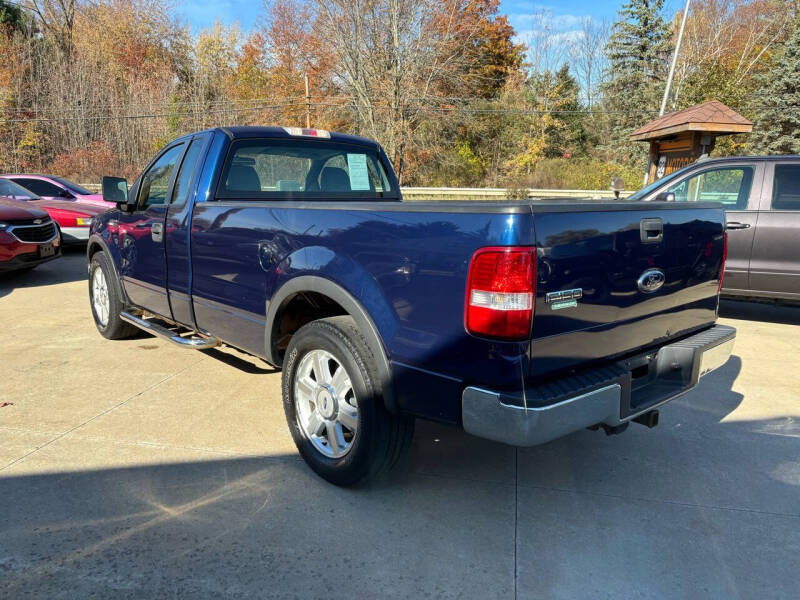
175,1,675,35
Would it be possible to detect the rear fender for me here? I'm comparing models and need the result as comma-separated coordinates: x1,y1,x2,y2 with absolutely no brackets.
265,269,398,413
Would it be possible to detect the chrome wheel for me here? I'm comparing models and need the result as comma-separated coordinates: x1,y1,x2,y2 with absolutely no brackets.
91,267,110,327
294,349,358,458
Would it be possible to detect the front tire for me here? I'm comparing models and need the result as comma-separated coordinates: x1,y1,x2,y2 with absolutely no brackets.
88,251,138,340
282,316,413,486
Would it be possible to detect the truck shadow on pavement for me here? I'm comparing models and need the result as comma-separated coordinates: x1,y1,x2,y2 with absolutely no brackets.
200,346,280,375
719,298,800,325
4,352,799,598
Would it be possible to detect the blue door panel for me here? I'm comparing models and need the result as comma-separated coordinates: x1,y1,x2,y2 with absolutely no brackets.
117,204,171,318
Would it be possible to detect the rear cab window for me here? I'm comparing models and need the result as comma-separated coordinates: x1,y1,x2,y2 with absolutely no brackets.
215,138,397,200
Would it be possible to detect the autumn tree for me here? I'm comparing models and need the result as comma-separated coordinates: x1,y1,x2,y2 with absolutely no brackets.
443,0,524,99
260,0,337,127
189,21,241,128
25,0,76,56
310,0,521,180
568,18,610,108
529,64,586,158
670,0,792,112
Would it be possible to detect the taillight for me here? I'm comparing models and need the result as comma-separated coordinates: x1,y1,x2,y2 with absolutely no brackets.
465,246,536,340
718,233,728,293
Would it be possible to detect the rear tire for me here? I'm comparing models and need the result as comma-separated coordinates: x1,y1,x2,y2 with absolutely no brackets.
88,251,138,340
282,316,414,486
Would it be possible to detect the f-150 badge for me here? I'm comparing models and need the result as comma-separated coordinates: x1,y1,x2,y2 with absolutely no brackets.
545,288,582,310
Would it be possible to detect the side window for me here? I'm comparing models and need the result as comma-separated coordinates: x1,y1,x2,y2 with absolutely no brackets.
137,144,184,209
0,179,27,198
772,165,800,210
171,139,204,207
667,167,754,209
14,178,64,197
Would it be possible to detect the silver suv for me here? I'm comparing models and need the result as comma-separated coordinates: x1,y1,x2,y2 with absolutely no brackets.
628,156,800,303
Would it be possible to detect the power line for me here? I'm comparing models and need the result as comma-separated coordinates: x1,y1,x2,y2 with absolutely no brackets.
0,101,310,124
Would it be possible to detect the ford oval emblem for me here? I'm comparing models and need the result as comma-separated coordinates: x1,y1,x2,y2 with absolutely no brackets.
637,268,665,293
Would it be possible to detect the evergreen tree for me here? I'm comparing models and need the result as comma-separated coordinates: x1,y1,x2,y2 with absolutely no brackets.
600,0,672,166
0,1,26,33
750,19,800,154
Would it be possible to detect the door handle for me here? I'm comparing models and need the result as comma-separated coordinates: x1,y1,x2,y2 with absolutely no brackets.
726,222,751,230
151,222,164,242
640,217,663,243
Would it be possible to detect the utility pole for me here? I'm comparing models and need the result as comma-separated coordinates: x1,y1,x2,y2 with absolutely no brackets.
304,73,311,128
660,0,691,116
645,0,691,186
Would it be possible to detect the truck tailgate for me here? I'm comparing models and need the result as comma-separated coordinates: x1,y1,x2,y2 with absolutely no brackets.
530,204,725,378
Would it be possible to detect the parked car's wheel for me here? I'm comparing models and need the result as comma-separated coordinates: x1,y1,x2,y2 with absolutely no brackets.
88,251,138,340
282,316,414,486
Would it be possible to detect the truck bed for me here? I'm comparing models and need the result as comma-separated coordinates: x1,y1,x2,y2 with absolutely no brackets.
186,197,724,422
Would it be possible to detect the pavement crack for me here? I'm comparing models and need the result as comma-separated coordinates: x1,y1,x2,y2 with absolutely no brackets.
0,355,209,472
514,447,519,600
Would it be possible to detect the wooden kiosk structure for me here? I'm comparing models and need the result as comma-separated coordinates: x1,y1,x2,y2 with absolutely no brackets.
630,100,753,185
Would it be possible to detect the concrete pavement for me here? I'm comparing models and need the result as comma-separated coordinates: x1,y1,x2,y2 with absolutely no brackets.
1,249,799,598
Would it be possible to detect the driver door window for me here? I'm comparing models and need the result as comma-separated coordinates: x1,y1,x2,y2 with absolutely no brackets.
137,144,184,210
666,167,754,209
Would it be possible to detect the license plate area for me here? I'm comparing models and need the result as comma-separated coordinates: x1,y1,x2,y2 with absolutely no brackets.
38,243,55,258
618,346,694,417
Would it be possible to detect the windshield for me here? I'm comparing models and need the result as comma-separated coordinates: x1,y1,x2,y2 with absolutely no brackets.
51,176,93,196
626,167,688,201
0,178,40,200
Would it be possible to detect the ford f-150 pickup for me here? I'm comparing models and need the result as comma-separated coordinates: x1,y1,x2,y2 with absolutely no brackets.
87,126,736,485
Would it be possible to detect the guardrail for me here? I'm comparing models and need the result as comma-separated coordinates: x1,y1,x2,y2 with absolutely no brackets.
79,183,623,200
401,187,622,201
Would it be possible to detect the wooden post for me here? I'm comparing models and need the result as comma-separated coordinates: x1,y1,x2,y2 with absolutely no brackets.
304,73,311,128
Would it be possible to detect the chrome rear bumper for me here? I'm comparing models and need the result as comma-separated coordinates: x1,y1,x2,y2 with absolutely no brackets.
462,324,736,446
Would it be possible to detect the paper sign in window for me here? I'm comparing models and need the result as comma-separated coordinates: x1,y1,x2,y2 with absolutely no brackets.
346,154,371,191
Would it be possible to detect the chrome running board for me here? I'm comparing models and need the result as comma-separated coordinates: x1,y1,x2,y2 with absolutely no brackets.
120,312,220,350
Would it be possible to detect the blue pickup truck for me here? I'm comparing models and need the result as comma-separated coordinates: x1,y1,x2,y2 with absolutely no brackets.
87,126,735,485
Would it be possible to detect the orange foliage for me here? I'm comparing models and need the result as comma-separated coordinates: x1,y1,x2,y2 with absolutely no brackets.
49,140,136,181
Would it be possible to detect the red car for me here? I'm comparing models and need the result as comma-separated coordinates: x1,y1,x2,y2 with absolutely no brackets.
0,178,107,244
0,196,61,273
0,173,113,208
